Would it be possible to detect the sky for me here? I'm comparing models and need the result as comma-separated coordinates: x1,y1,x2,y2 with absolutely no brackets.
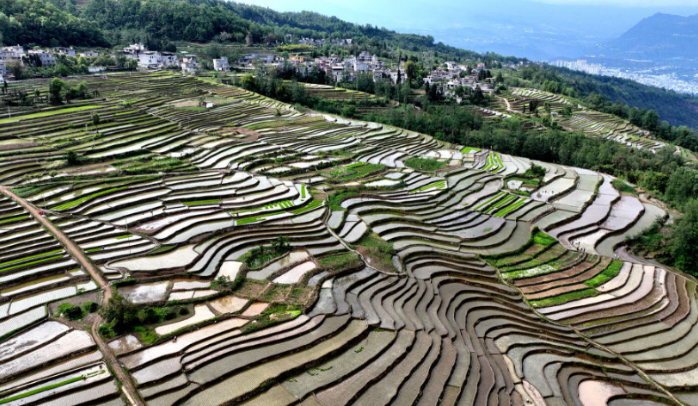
237,0,698,60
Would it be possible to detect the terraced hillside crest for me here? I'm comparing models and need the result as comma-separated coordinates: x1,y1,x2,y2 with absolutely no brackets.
0,72,695,406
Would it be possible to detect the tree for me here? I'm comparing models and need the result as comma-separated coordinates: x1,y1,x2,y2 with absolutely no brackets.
562,105,573,117
495,72,504,83
342,105,356,118
241,74,257,91
643,110,660,133
628,107,643,126
66,150,79,166
471,86,485,106
670,199,698,276
49,78,65,104
92,113,101,128
53,63,71,77
7,60,22,79
528,100,540,116
404,60,418,86
99,294,139,333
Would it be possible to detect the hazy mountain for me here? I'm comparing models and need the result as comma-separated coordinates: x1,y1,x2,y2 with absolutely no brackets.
242,0,698,61
596,13,698,62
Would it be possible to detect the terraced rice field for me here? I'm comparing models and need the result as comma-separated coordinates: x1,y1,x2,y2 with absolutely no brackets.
0,72,693,406
500,88,669,154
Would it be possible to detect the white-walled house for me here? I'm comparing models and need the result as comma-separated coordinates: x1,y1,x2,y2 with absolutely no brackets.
28,50,56,67
53,47,76,57
124,43,146,53
181,56,198,74
213,57,229,71
137,51,161,69
159,52,179,67
80,50,100,58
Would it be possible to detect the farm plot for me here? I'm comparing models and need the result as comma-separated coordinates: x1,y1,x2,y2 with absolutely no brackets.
0,73,689,406
0,192,98,337
506,88,668,153
0,320,121,405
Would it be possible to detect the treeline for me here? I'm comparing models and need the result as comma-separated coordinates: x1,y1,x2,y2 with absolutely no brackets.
512,64,698,131
32,0,521,64
0,0,107,47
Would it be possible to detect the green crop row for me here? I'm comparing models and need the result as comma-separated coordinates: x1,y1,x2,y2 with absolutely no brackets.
0,249,63,269
52,187,127,211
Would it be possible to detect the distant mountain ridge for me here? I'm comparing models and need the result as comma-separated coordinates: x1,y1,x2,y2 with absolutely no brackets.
600,13,698,61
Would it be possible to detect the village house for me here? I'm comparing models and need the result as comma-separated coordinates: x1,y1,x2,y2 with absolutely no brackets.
181,56,198,74
390,69,405,84
52,47,76,57
0,45,25,62
27,50,56,67
80,50,100,58
137,51,161,69
213,57,230,71
159,52,179,67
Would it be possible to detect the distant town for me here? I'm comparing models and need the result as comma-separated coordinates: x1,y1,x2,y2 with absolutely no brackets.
549,59,698,96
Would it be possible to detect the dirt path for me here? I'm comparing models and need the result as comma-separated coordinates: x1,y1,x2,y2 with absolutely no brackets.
499,96,513,112
0,186,143,406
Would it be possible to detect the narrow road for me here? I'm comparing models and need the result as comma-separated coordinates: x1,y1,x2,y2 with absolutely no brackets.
0,186,143,406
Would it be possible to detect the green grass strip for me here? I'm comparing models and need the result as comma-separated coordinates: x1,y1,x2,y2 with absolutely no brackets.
460,147,480,154
86,248,103,253
533,231,557,246
289,200,323,215
0,255,64,273
236,211,285,225
116,235,133,240
183,199,220,206
0,215,29,224
529,288,597,308
584,260,623,288
345,162,366,169
52,187,127,211
0,370,104,404
473,192,505,211
301,184,307,199
485,194,517,214
410,181,446,193
264,200,292,210
0,250,63,268
0,105,102,125
495,198,527,218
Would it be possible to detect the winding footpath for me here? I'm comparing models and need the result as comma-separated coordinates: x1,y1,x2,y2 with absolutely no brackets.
0,186,143,406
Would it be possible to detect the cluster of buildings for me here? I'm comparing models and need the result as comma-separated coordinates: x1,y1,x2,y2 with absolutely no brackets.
296,37,353,47
426,63,499,97
549,58,698,96
550,59,603,75
235,50,512,98
236,51,405,84
0,45,108,79
0,42,207,81
121,43,199,74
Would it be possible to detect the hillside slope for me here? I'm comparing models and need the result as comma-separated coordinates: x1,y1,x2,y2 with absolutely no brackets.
600,13,698,61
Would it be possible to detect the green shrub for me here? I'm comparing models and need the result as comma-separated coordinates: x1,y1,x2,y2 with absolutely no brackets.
82,302,98,313
164,308,177,320
58,303,83,320
404,157,446,172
